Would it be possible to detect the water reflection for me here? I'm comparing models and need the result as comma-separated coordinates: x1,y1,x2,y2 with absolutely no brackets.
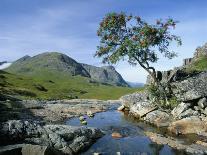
66,110,184,155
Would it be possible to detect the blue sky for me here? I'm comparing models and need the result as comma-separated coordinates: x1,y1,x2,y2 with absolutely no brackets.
0,0,207,83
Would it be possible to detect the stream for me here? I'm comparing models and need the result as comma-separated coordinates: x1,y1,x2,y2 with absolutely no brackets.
66,106,186,155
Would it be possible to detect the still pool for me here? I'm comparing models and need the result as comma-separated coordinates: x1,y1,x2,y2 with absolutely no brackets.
66,109,185,155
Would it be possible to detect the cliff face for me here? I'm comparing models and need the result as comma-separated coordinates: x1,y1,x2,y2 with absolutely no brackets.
81,64,129,87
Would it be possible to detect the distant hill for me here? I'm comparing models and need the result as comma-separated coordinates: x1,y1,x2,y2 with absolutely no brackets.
127,81,144,88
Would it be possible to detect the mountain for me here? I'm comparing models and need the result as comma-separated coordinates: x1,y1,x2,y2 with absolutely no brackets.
6,52,129,87
127,81,144,88
6,52,90,77
81,64,129,87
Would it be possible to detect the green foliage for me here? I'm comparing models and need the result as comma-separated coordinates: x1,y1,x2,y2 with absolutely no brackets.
96,12,181,86
0,70,141,100
147,82,178,109
96,12,181,66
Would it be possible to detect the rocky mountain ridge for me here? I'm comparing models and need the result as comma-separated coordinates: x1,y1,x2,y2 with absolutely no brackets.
5,52,129,87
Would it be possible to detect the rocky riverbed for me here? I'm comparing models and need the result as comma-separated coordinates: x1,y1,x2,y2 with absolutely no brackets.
119,71,207,154
0,99,120,155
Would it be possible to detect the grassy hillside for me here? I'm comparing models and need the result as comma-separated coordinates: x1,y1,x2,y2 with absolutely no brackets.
185,56,207,73
0,70,141,100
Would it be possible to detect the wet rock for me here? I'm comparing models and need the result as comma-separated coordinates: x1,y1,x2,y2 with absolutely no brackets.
168,116,207,135
79,116,86,121
21,144,62,155
171,102,191,119
198,97,207,109
144,110,171,127
0,144,25,155
117,105,125,111
87,111,94,117
112,132,122,138
81,120,87,125
146,131,207,155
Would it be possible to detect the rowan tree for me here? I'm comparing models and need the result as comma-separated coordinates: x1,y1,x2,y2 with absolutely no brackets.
95,12,182,86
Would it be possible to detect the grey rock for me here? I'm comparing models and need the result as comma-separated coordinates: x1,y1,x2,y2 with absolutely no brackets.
0,120,104,154
21,144,62,155
0,144,25,155
144,110,171,127
129,101,157,118
171,102,191,119
81,63,129,87
120,92,148,108
198,97,207,109
171,71,207,102
178,109,199,119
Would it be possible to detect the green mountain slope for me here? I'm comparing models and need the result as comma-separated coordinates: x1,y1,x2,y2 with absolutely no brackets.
2,52,143,100
0,70,140,100
6,52,129,87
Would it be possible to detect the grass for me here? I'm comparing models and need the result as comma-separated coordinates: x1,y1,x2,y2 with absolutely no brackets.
184,56,207,73
0,70,142,100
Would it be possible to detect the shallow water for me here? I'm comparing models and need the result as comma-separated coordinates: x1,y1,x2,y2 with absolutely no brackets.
66,108,185,155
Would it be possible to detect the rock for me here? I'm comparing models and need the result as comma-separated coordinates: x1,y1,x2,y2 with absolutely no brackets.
196,141,207,147
87,111,94,117
146,131,207,155
198,97,207,109
183,58,193,66
120,92,148,108
0,144,25,155
79,116,86,121
171,102,191,119
81,120,87,125
21,144,62,155
203,107,207,115
168,116,207,135
129,101,157,118
0,120,104,154
112,132,122,138
117,105,125,111
144,110,171,127
171,71,207,102
82,64,129,87
178,108,199,119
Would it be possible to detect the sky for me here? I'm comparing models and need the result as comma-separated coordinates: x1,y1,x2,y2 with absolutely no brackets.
0,0,207,83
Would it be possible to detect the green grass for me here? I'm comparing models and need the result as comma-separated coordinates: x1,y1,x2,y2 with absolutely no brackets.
185,56,207,73
0,70,142,100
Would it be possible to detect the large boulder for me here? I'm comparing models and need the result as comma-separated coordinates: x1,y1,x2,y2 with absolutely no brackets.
171,102,191,119
171,71,207,102
168,116,207,135
0,120,103,154
120,92,148,108
129,101,157,118
144,110,171,127
120,92,158,119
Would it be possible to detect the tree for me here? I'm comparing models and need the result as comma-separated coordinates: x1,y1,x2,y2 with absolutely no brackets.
95,12,182,86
